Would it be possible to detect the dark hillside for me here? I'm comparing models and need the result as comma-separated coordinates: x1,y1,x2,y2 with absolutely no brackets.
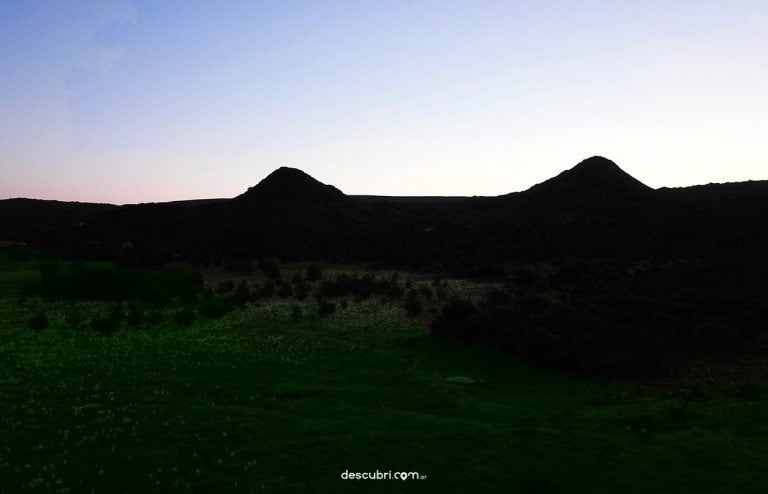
0,199,116,243
3,157,767,269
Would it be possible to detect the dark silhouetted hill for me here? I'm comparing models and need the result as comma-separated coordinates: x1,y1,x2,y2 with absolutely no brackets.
236,167,346,205
2,157,767,269
526,156,651,199
0,199,116,243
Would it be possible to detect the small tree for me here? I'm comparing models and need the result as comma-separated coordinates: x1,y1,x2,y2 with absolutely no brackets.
290,304,302,321
306,264,322,281
174,307,196,327
215,280,235,294
317,300,336,317
404,289,423,317
29,311,49,331
276,282,293,298
233,280,253,304
258,258,281,280
293,281,310,300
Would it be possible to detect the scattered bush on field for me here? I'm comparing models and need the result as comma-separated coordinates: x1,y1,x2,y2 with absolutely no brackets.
174,307,196,327
29,311,49,331
306,264,322,281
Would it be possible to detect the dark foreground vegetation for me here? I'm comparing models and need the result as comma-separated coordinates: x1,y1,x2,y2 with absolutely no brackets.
431,256,768,375
2,247,768,493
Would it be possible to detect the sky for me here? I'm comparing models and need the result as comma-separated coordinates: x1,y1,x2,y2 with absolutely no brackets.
1,0,767,204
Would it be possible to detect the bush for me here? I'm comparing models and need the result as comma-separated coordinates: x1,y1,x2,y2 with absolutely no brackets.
293,281,310,300
317,300,336,317
258,258,281,280
314,273,401,301
64,303,83,330
430,298,478,341
36,262,201,305
306,264,322,281
199,292,235,319
697,320,742,352
91,306,123,335
145,309,164,325
215,280,235,294
223,258,254,275
257,281,275,298
404,289,423,317
418,285,434,300
233,280,253,304
290,305,302,321
174,307,196,326
126,302,145,327
276,283,293,298
29,311,49,331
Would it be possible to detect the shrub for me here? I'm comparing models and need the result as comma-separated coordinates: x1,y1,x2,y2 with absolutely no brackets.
317,300,336,317
145,309,164,325
430,298,478,340
29,311,49,331
418,285,434,300
188,271,205,286
314,273,400,301
519,294,550,314
293,281,310,300
516,327,563,367
223,258,254,275
64,303,83,330
215,280,235,294
36,263,200,305
126,302,145,327
697,320,742,352
91,306,123,335
258,258,281,280
174,307,196,327
233,280,253,304
290,304,302,321
276,283,293,298
257,281,275,298
306,264,322,281
404,289,423,317
199,292,235,319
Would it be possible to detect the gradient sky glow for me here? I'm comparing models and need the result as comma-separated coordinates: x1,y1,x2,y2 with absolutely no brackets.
1,0,767,204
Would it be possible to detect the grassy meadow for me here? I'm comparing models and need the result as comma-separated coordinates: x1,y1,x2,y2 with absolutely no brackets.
1,248,767,493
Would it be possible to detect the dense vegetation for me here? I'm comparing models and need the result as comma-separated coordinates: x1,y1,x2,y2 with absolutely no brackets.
2,248,768,492
431,257,768,374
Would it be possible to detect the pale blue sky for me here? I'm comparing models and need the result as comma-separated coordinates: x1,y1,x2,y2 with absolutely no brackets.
1,0,766,203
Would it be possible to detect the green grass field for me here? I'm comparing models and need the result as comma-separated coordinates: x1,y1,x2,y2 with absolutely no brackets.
1,254,767,493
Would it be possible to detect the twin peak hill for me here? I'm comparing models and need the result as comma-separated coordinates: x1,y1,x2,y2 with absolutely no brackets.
2,156,768,268
238,156,653,207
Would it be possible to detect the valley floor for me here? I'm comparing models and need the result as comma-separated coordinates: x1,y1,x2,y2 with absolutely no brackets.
2,296,768,493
